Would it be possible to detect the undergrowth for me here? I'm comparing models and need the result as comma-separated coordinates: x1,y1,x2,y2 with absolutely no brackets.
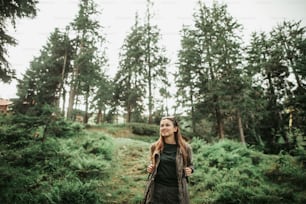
190,138,306,204
0,115,114,204
1,115,305,204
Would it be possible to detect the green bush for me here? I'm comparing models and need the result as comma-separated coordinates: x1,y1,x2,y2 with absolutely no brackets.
0,115,114,204
264,152,306,187
0,115,36,147
47,119,84,138
44,179,101,204
130,123,159,136
190,138,306,204
58,132,114,180
0,124,32,147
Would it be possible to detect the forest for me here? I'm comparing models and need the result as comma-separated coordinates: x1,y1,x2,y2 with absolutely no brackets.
1,0,306,203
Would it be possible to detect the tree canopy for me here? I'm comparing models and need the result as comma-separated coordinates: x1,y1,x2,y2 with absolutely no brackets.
0,0,38,82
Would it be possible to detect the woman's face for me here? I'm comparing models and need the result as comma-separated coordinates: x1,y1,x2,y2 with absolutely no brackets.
160,119,178,137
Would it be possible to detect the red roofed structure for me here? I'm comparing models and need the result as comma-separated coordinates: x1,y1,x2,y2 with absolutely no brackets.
0,98,13,113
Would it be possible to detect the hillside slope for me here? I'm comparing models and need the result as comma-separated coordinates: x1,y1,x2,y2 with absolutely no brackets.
88,127,151,203
91,126,306,204
2,120,304,204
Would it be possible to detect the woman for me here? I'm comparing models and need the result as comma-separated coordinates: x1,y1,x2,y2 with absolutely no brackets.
143,116,194,204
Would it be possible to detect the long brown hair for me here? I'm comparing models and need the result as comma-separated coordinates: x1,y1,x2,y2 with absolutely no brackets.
151,116,188,166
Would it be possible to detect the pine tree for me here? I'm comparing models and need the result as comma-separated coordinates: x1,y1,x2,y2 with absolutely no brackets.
271,21,306,136
0,0,38,82
15,28,73,115
67,0,107,123
176,27,201,133
177,1,245,140
246,21,306,150
143,0,169,123
114,14,146,122
92,74,113,124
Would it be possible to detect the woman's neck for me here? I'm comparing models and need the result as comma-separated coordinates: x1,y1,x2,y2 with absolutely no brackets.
164,135,176,144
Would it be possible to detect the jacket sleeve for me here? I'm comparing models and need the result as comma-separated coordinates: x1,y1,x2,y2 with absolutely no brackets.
187,144,194,173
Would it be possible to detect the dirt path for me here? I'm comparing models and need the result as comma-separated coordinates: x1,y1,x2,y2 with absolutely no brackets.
88,127,151,203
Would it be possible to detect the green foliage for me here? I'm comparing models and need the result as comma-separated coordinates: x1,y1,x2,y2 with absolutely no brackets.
173,0,306,154
0,115,114,204
114,14,146,122
1,119,306,203
130,123,159,136
59,132,114,179
176,1,248,142
114,1,169,123
44,179,101,204
0,0,38,82
142,1,169,123
47,118,84,138
15,29,73,111
190,138,306,204
264,152,305,187
245,21,306,152
91,123,158,143
0,114,39,147
67,0,108,123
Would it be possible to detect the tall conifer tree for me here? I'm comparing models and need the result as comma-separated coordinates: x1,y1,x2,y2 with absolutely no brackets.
114,14,146,122
177,1,245,140
16,28,73,115
67,0,107,123
143,0,169,123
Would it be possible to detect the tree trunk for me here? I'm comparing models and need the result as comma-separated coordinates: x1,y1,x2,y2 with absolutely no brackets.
61,88,66,116
267,72,278,145
215,104,225,139
84,90,89,124
146,2,153,124
67,67,77,120
60,49,68,116
237,110,246,144
127,104,132,123
97,109,102,124
190,89,196,133
148,70,153,124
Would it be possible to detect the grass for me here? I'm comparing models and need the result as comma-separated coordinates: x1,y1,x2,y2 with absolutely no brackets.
95,136,150,203
87,123,158,143
1,118,305,204
86,125,306,204
189,138,306,204
86,124,152,203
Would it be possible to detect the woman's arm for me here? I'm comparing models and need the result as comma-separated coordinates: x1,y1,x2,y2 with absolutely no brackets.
147,143,156,173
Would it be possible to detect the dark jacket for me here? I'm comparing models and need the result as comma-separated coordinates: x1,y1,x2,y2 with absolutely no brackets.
143,143,194,204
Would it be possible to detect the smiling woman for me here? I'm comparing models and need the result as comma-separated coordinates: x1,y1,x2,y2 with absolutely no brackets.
143,116,194,204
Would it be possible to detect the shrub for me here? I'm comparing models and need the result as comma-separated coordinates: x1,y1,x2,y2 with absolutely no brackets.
47,119,84,138
189,138,306,204
58,132,114,180
130,123,159,136
0,117,114,204
44,179,101,204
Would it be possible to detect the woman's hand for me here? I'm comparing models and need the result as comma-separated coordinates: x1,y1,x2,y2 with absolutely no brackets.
185,167,193,177
147,164,155,173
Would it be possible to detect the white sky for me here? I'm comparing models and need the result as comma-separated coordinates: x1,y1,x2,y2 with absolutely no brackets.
1,0,306,99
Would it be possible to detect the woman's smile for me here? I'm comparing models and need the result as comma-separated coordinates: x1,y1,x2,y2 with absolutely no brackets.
161,129,171,136
160,119,178,137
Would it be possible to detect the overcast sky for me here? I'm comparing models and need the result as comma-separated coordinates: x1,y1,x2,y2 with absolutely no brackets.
1,0,306,99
